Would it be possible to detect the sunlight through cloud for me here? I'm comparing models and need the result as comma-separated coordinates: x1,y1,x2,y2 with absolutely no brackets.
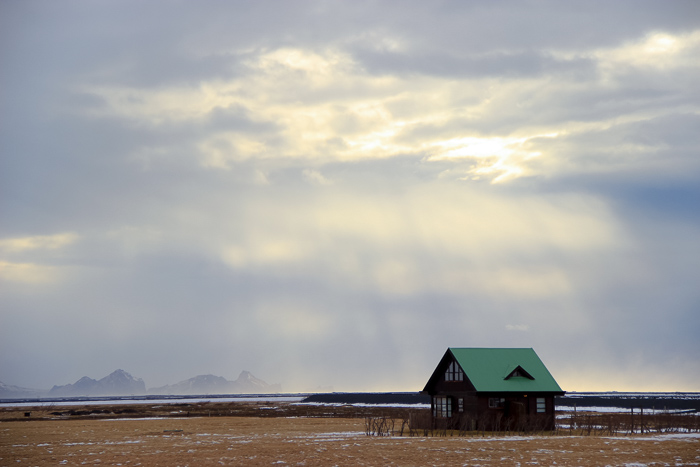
428,134,557,183
0,233,78,253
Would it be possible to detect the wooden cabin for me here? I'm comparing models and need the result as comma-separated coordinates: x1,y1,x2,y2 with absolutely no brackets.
421,348,565,431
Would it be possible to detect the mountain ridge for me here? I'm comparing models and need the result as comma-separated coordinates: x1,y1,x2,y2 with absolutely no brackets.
0,381,46,399
49,369,147,397
1,370,281,398
149,370,282,395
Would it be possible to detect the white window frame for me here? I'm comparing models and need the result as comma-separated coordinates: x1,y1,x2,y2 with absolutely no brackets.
433,396,452,418
536,397,546,413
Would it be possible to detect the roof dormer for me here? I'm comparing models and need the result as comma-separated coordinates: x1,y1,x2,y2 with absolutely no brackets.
504,365,534,380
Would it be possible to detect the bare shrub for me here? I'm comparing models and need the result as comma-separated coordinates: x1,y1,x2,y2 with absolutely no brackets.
364,416,395,436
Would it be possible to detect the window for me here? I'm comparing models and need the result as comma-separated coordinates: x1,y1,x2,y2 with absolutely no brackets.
504,365,535,380
433,396,452,418
458,398,464,413
488,397,505,408
445,361,464,381
536,398,546,413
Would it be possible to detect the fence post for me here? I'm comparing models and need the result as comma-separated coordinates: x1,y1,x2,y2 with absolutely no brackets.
630,407,634,434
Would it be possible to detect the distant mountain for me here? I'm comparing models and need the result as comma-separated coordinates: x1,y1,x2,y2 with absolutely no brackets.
4,369,280,399
0,381,47,399
149,374,231,395
231,370,282,394
49,369,146,397
150,371,282,395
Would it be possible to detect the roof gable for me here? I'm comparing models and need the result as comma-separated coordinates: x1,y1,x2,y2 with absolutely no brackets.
430,348,563,393
505,365,534,380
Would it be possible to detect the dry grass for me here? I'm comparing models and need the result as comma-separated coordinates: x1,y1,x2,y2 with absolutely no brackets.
2,402,698,466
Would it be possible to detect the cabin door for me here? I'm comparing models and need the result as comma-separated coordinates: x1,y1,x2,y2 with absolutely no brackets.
507,401,526,428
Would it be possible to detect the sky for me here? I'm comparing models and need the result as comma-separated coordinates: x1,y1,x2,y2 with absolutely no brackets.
1,0,699,393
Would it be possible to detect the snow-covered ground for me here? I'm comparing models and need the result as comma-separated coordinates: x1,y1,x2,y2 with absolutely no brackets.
564,392,700,398
557,406,698,414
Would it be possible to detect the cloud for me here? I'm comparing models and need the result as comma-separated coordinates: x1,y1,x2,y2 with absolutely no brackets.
0,261,58,284
592,29,700,70
302,169,332,186
1,0,699,392
0,233,79,284
0,233,78,253
59,25,698,187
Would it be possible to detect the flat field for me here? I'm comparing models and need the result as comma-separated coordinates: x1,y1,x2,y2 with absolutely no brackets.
2,402,698,466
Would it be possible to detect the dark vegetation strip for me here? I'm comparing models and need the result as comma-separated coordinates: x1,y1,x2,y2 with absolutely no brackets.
1,401,420,422
302,392,430,405
556,393,700,411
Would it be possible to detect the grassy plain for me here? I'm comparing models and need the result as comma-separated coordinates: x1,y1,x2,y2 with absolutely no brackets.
2,402,698,466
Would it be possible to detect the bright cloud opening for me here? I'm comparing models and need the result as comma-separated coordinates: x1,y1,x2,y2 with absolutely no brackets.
0,261,59,284
0,233,78,253
595,30,700,70
427,134,557,183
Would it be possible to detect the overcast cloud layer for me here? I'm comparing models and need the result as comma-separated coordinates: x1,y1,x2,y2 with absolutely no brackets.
1,1,699,392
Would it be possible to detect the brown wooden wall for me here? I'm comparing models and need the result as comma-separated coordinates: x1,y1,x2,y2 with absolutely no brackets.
427,393,558,431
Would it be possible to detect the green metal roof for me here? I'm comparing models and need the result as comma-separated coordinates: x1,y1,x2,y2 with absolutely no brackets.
449,348,564,393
